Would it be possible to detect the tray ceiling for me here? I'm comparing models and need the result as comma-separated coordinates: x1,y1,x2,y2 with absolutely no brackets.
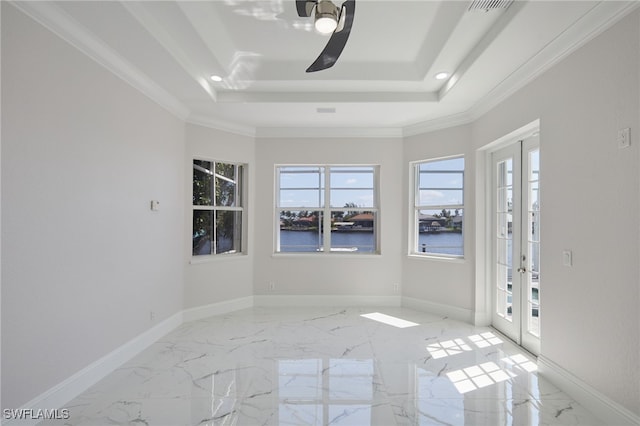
10,0,639,136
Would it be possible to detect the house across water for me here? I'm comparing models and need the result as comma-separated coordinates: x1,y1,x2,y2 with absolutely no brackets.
334,212,374,232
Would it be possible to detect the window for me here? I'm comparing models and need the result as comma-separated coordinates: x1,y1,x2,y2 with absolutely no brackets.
192,159,244,256
276,165,378,254
412,156,464,257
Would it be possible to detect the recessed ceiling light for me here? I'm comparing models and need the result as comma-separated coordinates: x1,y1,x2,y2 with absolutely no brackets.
210,74,223,82
435,72,449,80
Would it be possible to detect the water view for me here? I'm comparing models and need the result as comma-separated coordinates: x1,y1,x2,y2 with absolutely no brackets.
279,229,464,255
279,230,377,253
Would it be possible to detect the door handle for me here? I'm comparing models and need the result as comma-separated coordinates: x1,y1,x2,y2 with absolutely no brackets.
518,255,527,273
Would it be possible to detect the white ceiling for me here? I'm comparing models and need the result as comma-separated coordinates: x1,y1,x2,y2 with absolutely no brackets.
12,0,639,137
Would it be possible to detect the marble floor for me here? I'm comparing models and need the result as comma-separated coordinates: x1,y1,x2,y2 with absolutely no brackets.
43,307,602,425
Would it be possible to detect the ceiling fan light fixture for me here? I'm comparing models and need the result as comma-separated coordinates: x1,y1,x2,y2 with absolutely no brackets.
297,0,355,72
314,0,338,34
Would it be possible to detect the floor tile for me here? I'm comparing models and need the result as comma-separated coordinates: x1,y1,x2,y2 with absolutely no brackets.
40,307,602,425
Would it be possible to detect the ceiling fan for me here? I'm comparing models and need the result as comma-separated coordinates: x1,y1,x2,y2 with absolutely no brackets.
296,0,355,72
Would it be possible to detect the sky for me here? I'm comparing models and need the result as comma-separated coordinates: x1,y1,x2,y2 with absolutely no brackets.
279,166,375,208
274,155,535,212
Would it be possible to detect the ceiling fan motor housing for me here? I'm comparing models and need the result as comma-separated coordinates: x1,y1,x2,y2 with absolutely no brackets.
315,0,339,32
297,0,355,72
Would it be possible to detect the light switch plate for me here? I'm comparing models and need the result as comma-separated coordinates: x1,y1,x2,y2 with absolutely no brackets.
618,128,630,149
562,250,572,267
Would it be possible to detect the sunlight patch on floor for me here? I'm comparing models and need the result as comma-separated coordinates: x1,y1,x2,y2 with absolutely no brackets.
447,361,518,394
360,312,419,328
427,338,473,359
468,332,503,348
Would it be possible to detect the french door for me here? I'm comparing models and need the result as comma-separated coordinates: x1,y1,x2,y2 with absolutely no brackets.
491,135,540,355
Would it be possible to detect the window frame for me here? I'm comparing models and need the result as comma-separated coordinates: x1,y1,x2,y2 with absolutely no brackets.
275,164,380,255
410,155,465,259
192,158,247,259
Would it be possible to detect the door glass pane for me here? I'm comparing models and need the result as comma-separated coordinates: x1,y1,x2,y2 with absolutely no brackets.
527,149,541,337
496,159,513,321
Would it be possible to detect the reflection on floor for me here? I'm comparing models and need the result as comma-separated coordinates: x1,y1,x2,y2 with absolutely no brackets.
44,307,601,425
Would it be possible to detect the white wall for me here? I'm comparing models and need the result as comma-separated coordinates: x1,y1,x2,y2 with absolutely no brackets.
402,125,475,314
401,9,639,416
184,124,255,308
253,138,403,299
0,1,3,413
1,4,185,409
469,10,639,416
1,0,638,419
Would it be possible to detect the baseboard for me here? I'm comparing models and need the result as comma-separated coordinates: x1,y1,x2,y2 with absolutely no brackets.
472,310,492,326
2,311,184,426
21,295,638,426
182,296,254,322
538,355,640,426
253,294,402,307
3,294,402,425
401,296,473,323
5,296,261,425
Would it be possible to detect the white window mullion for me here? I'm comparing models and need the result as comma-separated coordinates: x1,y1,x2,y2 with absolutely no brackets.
192,159,245,257
412,156,465,258
275,168,282,253
323,167,331,253
212,161,219,254
276,165,378,254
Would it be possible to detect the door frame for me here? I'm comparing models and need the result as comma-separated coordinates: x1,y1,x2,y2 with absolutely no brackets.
473,120,540,348
489,136,540,355
490,141,524,345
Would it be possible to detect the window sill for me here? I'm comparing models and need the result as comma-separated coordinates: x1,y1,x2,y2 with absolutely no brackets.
407,253,466,263
272,252,381,259
189,253,249,265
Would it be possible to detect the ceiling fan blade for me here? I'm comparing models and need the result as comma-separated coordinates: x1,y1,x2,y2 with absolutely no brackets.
306,0,355,72
296,0,316,17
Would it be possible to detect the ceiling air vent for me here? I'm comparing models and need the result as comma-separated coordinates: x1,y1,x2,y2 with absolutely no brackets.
468,0,513,11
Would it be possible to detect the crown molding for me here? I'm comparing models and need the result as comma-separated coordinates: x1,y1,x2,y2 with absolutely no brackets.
255,126,403,139
9,1,190,121
217,91,438,103
121,2,219,103
402,111,474,137
9,0,639,140
403,1,640,137
468,0,640,123
438,0,527,101
187,114,256,138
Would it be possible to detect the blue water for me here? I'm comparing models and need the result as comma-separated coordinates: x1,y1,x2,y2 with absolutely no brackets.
279,230,376,253
279,230,464,255
417,233,463,256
